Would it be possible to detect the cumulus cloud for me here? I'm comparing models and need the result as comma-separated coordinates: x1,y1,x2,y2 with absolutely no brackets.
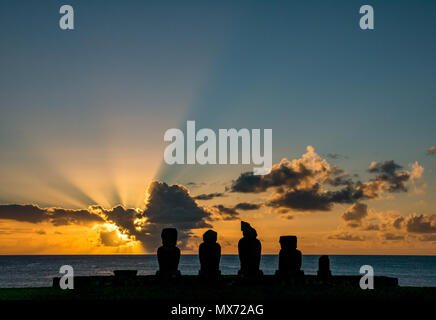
231,146,335,193
230,146,424,214
364,160,412,194
342,203,368,226
135,181,212,251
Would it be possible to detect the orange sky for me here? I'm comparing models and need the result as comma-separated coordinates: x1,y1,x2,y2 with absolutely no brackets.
1,147,435,255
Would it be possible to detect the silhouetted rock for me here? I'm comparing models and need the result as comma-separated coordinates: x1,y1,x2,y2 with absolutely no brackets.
114,270,137,278
317,255,332,278
275,235,304,279
238,221,263,277
156,228,181,278
199,230,221,278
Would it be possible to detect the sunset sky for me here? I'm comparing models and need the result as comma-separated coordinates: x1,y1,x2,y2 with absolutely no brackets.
1,0,435,255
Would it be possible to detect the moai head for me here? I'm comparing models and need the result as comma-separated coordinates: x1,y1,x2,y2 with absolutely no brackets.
203,229,217,243
319,255,330,271
161,228,178,247
241,221,257,238
279,235,297,250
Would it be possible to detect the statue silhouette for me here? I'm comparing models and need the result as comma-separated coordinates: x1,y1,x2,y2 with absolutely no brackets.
156,228,181,278
199,229,221,277
238,221,263,277
317,255,332,278
275,235,304,278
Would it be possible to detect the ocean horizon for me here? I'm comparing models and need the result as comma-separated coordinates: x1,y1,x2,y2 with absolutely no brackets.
1,254,435,288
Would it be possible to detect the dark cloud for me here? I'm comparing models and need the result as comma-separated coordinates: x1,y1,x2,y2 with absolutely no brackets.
382,233,405,241
48,208,105,226
367,160,410,193
194,192,224,200
267,184,363,212
405,214,436,234
234,202,262,211
342,203,368,225
213,205,239,220
0,204,47,223
0,204,104,225
211,201,262,222
362,224,379,231
212,202,262,220
94,206,139,238
392,217,405,229
230,159,318,193
135,181,213,251
328,232,364,241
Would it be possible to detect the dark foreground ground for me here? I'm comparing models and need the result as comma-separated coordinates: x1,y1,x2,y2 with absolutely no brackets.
1,275,435,318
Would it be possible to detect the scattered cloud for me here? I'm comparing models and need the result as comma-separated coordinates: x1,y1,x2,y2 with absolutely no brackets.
0,204,104,225
325,153,348,160
328,232,364,241
194,192,224,200
427,146,436,155
342,203,368,226
405,214,436,234
418,234,436,242
213,205,239,220
381,233,405,241
234,202,262,211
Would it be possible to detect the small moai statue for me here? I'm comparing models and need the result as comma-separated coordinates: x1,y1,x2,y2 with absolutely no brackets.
275,235,304,278
317,255,332,278
238,221,263,277
156,228,181,278
199,229,221,277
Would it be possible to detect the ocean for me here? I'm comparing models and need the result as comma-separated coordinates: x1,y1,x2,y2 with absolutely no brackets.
0,255,435,288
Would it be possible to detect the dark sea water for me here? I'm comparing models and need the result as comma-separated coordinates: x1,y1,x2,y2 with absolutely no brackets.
0,255,435,288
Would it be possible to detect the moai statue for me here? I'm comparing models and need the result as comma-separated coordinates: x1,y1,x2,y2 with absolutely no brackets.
156,228,181,278
317,255,332,278
199,229,221,277
275,236,304,278
238,221,263,277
